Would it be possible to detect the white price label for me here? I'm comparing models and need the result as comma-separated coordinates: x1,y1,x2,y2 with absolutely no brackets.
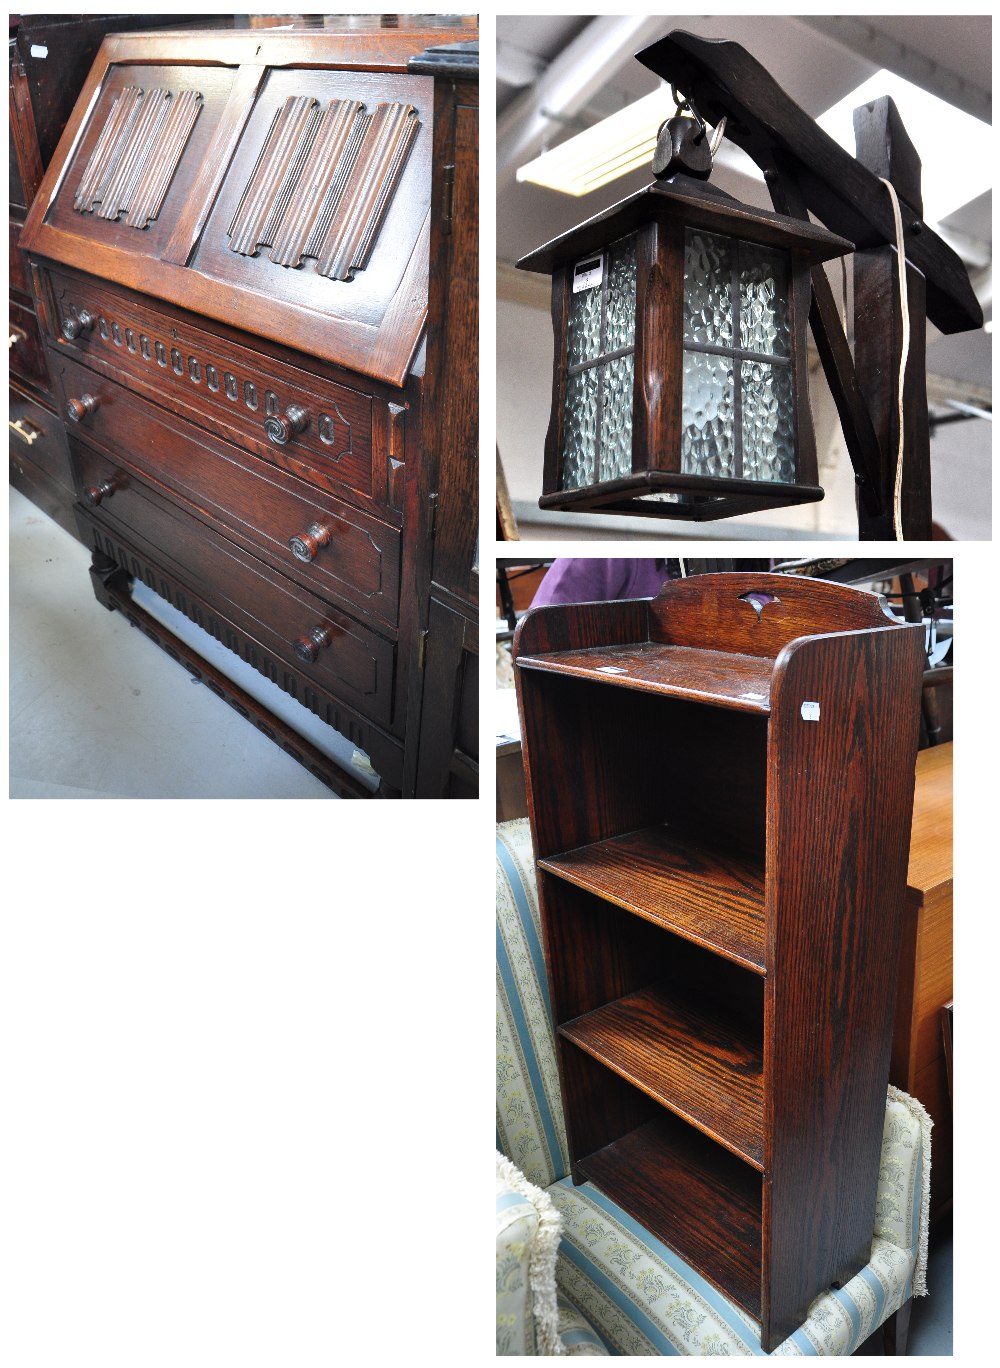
800,701,821,721
573,255,603,293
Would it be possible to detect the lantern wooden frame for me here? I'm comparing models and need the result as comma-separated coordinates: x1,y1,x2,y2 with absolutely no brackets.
518,177,853,520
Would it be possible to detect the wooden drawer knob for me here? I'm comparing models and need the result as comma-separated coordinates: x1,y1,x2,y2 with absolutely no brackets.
288,521,334,562
61,309,95,340
292,625,333,664
66,393,100,423
82,476,123,507
264,404,308,445
66,393,101,423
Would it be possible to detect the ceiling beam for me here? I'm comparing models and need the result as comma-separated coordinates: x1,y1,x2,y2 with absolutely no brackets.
797,16,991,124
496,15,669,194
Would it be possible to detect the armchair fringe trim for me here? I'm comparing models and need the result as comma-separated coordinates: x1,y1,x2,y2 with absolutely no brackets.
887,1084,933,1297
496,1151,567,1354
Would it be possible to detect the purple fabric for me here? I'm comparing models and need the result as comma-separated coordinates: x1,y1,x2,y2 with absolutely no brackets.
530,559,673,608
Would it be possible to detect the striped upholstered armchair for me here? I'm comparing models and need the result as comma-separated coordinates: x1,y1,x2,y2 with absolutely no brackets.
496,818,932,1356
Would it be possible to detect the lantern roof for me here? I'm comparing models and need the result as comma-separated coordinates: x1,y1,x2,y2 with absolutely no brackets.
517,174,853,276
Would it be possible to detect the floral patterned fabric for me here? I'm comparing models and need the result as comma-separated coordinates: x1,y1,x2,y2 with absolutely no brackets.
496,821,570,1189
557,1295,611,1356
496,1153,565,1355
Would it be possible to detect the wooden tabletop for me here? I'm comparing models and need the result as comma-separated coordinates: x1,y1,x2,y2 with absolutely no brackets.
907,742,953,896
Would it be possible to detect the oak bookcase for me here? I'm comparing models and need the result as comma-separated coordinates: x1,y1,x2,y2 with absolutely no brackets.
514,572,924,1350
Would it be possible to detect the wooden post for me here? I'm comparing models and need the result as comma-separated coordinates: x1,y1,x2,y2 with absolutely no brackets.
763,156,884,525
852,97,932,540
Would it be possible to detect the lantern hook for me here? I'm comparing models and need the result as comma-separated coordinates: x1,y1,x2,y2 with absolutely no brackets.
655,87,727,181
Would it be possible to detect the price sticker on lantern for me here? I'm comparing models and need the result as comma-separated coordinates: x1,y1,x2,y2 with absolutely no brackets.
573,255,604,293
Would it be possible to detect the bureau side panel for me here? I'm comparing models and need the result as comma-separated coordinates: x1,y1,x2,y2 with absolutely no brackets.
762,625,924,1349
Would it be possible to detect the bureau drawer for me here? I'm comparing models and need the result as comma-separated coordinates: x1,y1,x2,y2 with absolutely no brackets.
10,296,51,393
54,352,401,630
9,383,73,494
45,267,400,512
74,443,398,731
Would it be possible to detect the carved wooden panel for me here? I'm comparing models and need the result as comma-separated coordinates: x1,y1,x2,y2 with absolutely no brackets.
227,95,420,280
73,86,203,229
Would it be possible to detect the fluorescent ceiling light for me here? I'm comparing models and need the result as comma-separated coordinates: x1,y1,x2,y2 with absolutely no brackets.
517,65,991,230
516,88,671,196
815,70,992,226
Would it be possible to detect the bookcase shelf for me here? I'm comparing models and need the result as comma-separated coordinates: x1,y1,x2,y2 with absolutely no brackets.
539,825,766,973
576,1110,763,1321
517,641,774,712
560,980,764,1166
515,572,925,1350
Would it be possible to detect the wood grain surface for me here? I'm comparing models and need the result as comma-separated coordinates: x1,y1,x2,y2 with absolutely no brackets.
560,982,764,1166
577,1113,763,1321
519,642,773,712
763,621,924,1346
540,826,766,973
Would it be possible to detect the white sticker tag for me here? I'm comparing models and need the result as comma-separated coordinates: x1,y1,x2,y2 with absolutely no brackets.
800,701,821,721
573,255,603,293
596,665,627,675
30,44,49,58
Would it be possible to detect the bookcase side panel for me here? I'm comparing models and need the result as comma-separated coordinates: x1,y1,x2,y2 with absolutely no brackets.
761,624,924,1349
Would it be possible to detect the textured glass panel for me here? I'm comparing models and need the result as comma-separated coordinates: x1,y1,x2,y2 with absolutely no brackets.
566,271,603,367
684,229,734,347
740,245,790,357
741,361,796,482
681,350,735,477
605,235,638,353
560,367,600,489
600,353,634,480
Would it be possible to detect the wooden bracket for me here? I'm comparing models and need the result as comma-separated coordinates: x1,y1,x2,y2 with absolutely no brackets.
636,31,982,336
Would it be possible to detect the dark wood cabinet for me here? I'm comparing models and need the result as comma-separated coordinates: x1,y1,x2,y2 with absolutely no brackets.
9,14,224,538
20,21,477,798
514,572,924,1350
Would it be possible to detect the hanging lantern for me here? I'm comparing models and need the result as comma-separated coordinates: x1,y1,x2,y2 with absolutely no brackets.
518,174,853,519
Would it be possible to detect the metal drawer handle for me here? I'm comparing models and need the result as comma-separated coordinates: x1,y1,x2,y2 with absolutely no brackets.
61,309,95,340
288,521,334,563
8,417,41,446
83,476,124,507
66,393,100,423
292,625,333,664
265,404,308,446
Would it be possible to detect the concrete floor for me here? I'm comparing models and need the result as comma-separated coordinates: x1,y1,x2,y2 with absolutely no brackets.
9,487,348,798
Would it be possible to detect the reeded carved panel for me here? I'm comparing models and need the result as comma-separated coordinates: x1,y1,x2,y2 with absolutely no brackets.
227,95,420,281
74,87,203,229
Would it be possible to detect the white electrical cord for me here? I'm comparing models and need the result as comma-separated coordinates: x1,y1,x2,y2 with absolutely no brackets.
880,176,910,541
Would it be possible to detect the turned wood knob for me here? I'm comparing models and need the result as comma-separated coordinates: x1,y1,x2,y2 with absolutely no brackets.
82,476,123,506
292,625,333,664
288,521,334,562
66,393,100,423
61,309,95,340
264,404,308,445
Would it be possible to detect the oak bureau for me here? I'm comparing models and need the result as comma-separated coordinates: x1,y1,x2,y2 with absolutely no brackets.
20,22,479,798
